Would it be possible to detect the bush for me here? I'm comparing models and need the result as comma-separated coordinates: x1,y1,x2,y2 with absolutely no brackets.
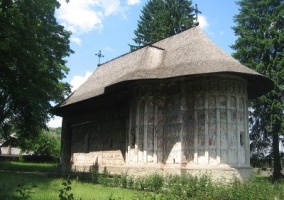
58,180,74,200
144,173,163,191
20,129,60,160
89,173,284,200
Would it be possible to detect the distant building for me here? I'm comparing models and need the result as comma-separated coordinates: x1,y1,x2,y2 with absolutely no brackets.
54,26,273,180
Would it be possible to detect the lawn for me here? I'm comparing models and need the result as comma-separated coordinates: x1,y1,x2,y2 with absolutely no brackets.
0,161,284,200
0,170,141,200
0,161,57,172
0,161,141,199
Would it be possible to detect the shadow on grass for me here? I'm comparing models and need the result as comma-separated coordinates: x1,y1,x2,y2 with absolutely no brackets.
0,161,58,173
0,171,55,199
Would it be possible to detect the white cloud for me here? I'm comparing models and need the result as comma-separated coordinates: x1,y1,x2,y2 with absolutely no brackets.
47,71,92,128
57,0,103,34
127,0,140,6
198,15,209,30
47,116,62,128
57,0,135,35
70,71,92,92
57,0,140,42
99,0,122,16
71,37,82,45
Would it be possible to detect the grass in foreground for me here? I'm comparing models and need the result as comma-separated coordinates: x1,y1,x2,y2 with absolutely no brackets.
0,171,139,200
0,161,284,200
0,161,57,172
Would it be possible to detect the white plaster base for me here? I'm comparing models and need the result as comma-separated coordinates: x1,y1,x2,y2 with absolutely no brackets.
71,163,252,182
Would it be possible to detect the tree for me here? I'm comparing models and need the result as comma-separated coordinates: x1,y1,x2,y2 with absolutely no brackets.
0,0,73,143
231,0,284,180
130,0,195,51
21,129,61,159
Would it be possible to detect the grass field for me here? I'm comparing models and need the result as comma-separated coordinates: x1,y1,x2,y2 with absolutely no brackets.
0,161,58,172
0,161,284,200
0,161,142,199
0,170,141,200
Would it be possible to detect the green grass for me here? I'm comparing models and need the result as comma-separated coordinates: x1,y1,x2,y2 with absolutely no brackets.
0,161,58,172
0,161,284,200
0,171,140,200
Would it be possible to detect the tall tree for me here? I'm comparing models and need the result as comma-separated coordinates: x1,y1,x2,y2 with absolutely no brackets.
130,0,195,51
0,0,73,143
232,0,284,180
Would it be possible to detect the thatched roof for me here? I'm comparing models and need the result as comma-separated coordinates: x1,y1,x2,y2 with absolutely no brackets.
57,26,273,109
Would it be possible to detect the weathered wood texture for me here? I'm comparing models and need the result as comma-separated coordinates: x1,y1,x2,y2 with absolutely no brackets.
61,75,251,180
127,75,249,168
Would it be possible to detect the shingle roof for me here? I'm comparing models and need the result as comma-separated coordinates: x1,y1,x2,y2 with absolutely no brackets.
58,26,273,108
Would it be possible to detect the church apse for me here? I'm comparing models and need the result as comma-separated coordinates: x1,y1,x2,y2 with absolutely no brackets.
126,75,250,177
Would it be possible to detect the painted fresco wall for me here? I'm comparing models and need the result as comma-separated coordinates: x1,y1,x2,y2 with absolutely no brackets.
126,75,250,169
61,75,251,179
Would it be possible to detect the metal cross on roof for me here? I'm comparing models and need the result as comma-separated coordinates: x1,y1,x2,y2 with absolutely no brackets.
194,4,202,23
95,50,104,66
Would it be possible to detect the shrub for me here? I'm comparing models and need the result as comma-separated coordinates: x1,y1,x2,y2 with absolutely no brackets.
144,174,164,191
120,173,128,188
14,184,36,200
58,172,284,200
58,180,74,200
91,171,99,184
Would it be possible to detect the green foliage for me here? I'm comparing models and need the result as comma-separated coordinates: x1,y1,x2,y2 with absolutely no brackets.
120,173,128,188
128,174,284,200
59,180,74,200
0,170,138,200
20,129,60,158
1,168,284,200
49,127,62,139
0,161,58,172
231,0,284,180
14,184,36,200
91,171,100,184
144,174,163,191
130,0,195,51
0,0,73,142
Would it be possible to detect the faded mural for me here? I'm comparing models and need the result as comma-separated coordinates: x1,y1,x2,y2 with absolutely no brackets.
68,76,250,179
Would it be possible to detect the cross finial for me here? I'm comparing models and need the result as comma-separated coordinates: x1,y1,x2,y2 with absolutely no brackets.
194,4,202,23
95,50,104,66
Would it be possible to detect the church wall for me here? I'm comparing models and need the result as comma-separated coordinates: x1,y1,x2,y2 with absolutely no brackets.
60,75,251,180
62,103,128,172
126,75,250,179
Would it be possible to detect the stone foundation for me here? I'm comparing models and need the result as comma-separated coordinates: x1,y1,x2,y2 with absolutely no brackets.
72,160,252,181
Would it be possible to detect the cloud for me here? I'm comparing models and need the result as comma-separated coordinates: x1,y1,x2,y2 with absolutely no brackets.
57,0,103,34
198,15,209,30
127,0,140,6
57,0,137,35
71,37,82,45
57,0,140,44
47,70,92,128
47,116,62,128
70,71,92,92
99,0,122,16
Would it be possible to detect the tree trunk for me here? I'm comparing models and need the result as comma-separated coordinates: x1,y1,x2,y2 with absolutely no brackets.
272,133,282,180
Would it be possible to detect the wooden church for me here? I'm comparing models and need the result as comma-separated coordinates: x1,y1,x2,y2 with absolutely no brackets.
54,26,273,180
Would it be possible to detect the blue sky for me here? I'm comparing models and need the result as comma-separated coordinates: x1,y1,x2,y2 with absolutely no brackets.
48,0,240,127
